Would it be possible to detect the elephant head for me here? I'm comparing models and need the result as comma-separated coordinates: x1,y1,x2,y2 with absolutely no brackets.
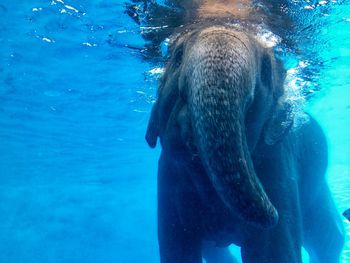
146,26,293,228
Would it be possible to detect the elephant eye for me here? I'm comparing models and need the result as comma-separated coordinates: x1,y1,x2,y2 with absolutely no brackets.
261,54,272,89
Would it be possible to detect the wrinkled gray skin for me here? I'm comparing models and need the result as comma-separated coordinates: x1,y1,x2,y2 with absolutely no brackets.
146,25,344,263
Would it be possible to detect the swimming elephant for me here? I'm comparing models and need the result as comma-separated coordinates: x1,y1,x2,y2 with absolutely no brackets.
145,23,344,263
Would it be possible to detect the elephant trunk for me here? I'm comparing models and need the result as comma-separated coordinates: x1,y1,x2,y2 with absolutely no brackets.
183,29,278,228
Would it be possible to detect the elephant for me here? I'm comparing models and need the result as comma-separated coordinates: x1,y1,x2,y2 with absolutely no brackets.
145,22,344,263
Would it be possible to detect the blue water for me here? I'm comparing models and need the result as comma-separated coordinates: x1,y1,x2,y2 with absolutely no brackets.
0,1,349,262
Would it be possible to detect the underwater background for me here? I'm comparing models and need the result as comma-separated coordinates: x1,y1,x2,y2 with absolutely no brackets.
0,0,349,262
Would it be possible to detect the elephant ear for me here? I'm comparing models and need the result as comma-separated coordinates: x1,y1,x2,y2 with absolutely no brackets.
145,31,191,149
263,97,294,145
145,102,160,148
262,52,294,145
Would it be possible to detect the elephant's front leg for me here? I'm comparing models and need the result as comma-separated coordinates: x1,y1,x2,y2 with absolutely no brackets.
241,143,304,263
158,152,202,263
299,117,344,263
302,182,344,263
240,219,303,263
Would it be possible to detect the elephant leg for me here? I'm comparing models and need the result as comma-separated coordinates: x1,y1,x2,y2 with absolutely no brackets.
298,117,344,262
235,139,306,263
240,219,303,263
302,182,344,263
202,242,239,263
158,152,202,263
